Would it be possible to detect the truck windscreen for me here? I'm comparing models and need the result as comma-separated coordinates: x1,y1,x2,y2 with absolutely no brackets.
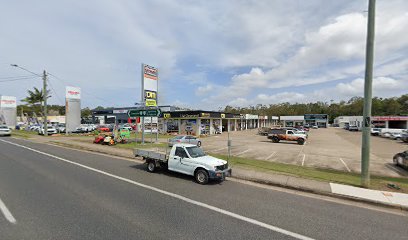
186,146,206,158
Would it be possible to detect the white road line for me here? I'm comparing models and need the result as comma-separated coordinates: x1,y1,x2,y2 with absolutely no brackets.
211,147,228,152
234,149,250,156
0,139,313,240
339,158,351,172
265,152,276,161
0,196,16,224
301,154,306,166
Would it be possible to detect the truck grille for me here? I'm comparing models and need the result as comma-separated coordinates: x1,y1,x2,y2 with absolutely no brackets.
216,163,228,171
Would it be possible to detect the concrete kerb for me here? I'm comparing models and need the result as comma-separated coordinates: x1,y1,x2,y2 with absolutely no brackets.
13,136,408,212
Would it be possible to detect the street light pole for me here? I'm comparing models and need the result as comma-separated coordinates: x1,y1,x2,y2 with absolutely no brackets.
361,0,376,188
43,70,48,136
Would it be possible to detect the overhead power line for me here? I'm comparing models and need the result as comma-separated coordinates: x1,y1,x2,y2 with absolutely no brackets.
47,79,64,105
48,72,111,104
0,76,41,83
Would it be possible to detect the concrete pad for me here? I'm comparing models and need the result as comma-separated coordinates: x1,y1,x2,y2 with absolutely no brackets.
330,183,408,207
287,177,332,193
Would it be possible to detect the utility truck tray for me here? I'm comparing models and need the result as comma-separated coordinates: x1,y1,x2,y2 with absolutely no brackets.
134,149,168,162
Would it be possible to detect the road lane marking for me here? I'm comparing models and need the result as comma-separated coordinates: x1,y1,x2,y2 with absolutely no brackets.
301,154,306,166
234,149,250,156
0,139,314,240
265,152,276,161
0,196,16,224
339,158,351,172
211,147,228,152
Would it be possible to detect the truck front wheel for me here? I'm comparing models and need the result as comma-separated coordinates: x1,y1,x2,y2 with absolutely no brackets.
195,169,209,184
297,138,305,145
272,137,279,143
147,161,156,172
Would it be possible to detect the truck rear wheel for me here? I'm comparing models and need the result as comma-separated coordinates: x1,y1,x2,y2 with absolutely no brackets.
297,138,305,145
195,169,209,184
272,137,279,143
147,161,156,172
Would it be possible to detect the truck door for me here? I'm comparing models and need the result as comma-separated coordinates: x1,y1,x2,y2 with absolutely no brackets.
168,147,192,175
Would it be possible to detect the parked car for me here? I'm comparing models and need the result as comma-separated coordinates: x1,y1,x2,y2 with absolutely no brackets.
0,125,11,136
393,151,408,169
258,127,271,136
371,128,381,136
97,125,110,132
381,132,392,138
312,125,318,129
57,123,66,133
401,132,408,143
348,125,359,131
38,126,58,135
390,132,402,140
168,135,201,147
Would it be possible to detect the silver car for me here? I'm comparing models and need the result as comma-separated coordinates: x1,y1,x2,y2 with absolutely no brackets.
0,125,11,136
168,135,201,147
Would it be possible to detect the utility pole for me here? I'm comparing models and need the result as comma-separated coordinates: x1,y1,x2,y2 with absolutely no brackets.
43,70,48,136
361,0,376,188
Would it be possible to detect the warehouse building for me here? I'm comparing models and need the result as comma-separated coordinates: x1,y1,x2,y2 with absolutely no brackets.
333,116,408,129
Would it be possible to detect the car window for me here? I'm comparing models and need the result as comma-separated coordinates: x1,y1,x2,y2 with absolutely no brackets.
175,147,188,158
0,126,8,129
186,146,206,158
174,136,184,140
288,131,293,134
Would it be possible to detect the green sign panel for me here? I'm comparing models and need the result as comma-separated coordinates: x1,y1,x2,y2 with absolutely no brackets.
128,109,161,117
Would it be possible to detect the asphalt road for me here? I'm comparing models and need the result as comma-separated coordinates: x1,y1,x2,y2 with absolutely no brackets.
0,138,407,240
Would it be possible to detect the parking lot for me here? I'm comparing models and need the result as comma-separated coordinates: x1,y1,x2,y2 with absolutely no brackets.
201,128,408,177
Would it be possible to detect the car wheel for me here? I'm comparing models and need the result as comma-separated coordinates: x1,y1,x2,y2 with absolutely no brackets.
197,141,201,147
147,161,156,172
395,156,404,166
272,137,279,143
297,138,305,145
195,169,209,184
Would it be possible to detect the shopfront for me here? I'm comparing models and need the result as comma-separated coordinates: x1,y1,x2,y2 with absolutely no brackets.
161,110,241,135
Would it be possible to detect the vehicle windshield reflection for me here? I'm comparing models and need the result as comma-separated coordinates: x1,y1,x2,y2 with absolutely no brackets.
186,146,206,158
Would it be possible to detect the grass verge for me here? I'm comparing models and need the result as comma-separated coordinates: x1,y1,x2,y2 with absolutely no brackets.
211,153,408,193
11,130,38,139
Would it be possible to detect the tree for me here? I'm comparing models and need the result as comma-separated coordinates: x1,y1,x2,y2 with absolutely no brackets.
22,87,51,116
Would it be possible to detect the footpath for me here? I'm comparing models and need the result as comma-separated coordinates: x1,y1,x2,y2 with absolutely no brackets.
15,135,408,211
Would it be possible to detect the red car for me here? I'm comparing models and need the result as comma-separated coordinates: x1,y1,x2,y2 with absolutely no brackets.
97,126,110,132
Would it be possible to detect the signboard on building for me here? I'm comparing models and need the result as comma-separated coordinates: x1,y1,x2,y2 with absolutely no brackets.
0,96,17,128
65,86,81,133
304,114,328,120
372,116,408,121
142,64,158,107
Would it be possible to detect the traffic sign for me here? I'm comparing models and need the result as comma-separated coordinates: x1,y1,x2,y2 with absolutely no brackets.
128,109,161,117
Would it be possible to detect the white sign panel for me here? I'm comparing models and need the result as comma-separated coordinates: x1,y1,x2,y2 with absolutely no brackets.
142,64,158,106
0,96,17,108
66,86,81,99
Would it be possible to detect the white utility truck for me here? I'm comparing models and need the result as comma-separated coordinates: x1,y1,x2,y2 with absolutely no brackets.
134,143,231,184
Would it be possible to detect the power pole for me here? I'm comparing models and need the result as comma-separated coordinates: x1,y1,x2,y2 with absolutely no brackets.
361,0,376,188
43,70,48,136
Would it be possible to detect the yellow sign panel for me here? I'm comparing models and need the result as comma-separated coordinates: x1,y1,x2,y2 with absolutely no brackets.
145,99,157,107
221,114,225,118
164,113,171,119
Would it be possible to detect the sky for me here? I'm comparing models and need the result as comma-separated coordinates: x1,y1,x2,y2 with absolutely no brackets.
0,0,407,110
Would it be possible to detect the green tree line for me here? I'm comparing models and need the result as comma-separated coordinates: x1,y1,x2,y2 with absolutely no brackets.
223,94,408,122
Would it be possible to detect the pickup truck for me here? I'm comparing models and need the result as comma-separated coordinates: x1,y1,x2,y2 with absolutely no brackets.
134,143,232,184
267,128,307,145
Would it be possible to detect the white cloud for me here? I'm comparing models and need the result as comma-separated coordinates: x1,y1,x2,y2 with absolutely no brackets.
195,84,214,96
336,77,403,97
